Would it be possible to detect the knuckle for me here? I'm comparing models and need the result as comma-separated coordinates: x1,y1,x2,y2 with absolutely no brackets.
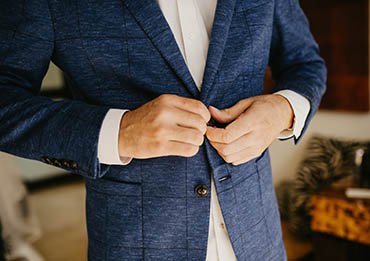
253,149,262,159
223,155,233,163
197,119,207,133
153,140,164,152
158,94,171,103
221,131,232,143
219,147,229,156
155,108,169,121
196,133,204,145
257,148,265,158
199,125,207,135
152,126,165,138
196,101,207,112
185,145,199,157
192,101,208,117
223,108,231,117
192,146,200,156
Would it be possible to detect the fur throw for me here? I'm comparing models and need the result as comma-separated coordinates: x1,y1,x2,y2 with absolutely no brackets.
276,135,369,239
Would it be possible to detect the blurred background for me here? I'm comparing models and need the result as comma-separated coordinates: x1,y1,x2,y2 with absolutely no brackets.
1,0,370,260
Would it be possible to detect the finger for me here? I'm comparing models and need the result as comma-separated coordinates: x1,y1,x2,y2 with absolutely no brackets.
169,126,204,146
205,114,251,144
220,146,259,165
208,133,257,156
166,95,211,123
162,140,199,157
232,150,263,165
171,107,208,134
208,98,254,124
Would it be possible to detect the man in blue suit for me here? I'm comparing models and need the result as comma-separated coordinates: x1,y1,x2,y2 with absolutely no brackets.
0,0,326,260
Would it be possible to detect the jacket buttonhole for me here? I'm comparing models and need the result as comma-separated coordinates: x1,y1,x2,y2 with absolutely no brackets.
218,175,231,183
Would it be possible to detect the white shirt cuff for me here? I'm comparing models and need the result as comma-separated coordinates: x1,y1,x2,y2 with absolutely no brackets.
97,109,133,165
273,90,310,140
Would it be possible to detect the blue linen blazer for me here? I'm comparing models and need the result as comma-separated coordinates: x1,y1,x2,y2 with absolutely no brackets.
0,0,326,259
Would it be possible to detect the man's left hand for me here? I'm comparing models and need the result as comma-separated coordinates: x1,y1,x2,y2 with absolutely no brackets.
205,94,294,165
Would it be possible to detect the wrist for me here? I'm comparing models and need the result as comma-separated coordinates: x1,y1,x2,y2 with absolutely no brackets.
273,94,295,131
118,111,132,158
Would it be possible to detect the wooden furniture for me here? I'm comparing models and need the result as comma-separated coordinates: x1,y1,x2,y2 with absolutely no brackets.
310,189,370,260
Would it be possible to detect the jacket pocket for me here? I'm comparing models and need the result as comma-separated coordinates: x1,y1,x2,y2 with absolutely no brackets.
85,186,143,249
86,172,142,197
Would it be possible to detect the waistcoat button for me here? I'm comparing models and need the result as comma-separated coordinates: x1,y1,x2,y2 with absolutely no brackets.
195,184,209,197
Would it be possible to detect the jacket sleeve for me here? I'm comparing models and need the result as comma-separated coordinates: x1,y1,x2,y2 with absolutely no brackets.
0,0,111,179
268,0,327,143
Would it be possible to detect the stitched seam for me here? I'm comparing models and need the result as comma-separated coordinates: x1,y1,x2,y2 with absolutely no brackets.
98,179,142,186
203,3,239,102
46,0,56,42
238,246,271,260
104,192,108,261
140,158,145,259
238,238,281,260
123,6,168,40
74,0,114,173
122,3,131,77
185,158,188,260
7,30,53,42
1,0,55,42
248,23,270,27
55,36,125,41
230,213,267,246
54,36,164,41
231,174,245,250
87,186,195,199
243,1,272,12
0,0,26,67
243,11,256,78
110,246,204,251
255,160,274,251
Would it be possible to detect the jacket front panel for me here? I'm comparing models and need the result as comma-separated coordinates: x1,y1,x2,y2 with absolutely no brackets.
0,0,327,259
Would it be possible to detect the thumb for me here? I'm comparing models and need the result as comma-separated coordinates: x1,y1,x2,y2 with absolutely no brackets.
208,106,237,124
208,99,253,124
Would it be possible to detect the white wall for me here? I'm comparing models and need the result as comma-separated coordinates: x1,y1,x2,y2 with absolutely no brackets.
270,111,370,184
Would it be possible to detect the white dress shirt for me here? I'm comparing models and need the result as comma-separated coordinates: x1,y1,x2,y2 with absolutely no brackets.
97,0,311,259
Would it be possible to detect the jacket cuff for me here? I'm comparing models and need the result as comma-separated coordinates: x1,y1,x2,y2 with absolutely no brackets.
273,90,310,141
97,109,133,165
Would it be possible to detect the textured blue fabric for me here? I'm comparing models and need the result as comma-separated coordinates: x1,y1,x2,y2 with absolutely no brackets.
0,0,326,260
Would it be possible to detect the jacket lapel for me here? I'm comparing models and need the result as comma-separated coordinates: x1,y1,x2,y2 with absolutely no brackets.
124,0,200,98
200,0,237,103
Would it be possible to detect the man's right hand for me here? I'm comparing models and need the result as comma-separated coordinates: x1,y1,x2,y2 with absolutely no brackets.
118,94,211,159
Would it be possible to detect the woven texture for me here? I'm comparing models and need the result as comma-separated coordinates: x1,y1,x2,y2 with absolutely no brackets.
0,0,326,259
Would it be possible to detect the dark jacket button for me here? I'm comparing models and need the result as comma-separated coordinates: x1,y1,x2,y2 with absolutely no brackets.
70,161,78,169
53,159,62,167
62,160,70,168
42,156,52,165
195,184,209,198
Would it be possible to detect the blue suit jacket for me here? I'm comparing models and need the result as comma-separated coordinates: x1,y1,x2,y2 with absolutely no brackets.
0,0,326,259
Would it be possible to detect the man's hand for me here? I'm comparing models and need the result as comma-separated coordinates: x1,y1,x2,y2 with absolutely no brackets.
205,94,294,165
118,94,211,159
